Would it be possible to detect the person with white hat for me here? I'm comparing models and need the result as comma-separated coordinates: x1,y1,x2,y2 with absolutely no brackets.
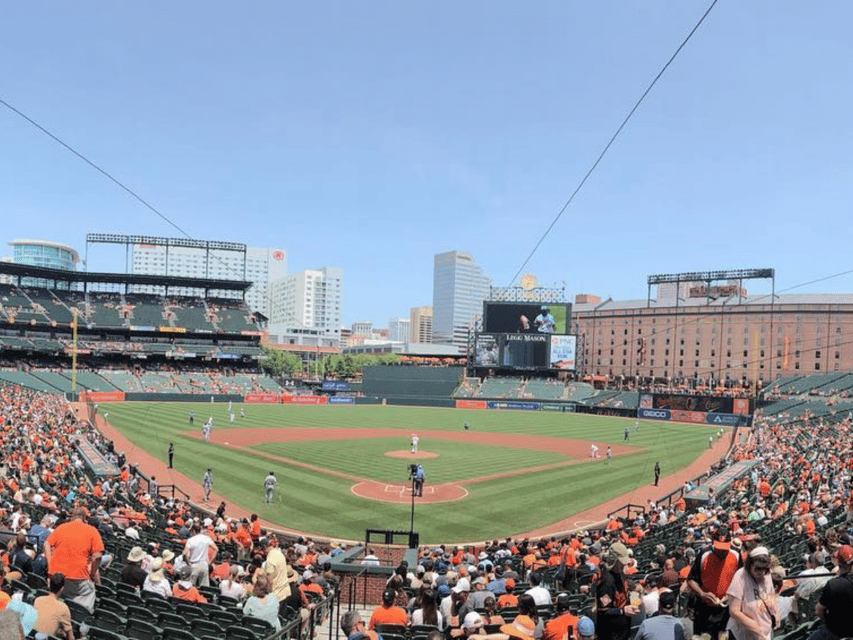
142,557,173,599
120,546,147,591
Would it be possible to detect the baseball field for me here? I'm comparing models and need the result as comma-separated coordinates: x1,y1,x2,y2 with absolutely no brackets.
103,402,717,543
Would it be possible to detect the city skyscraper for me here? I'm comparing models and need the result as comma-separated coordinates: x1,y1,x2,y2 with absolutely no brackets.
432,250,491,351
409,305,433,344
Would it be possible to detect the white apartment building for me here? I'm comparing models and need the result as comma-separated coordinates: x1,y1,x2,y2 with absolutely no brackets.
268,267,342,346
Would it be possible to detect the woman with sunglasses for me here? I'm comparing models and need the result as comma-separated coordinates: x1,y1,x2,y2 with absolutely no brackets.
726,546,777,640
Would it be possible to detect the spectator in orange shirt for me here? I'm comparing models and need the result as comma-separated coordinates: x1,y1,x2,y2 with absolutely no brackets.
44,506,104,613
497,579,518,609
172,565,208,603
542,593,579,640
369,588,408,629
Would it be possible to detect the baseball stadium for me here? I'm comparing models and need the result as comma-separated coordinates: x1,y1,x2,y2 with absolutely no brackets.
2,257,852,640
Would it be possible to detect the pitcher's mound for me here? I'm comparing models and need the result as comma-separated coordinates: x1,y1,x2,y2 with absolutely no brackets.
385,450,439,459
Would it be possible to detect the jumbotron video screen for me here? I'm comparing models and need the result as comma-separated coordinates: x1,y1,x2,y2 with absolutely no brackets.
476,302,576,371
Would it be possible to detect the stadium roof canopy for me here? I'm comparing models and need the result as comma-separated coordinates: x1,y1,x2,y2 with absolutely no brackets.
0,262,252,292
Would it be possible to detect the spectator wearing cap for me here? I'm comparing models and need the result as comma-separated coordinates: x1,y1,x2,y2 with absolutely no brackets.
32,572,74,640
497,578,518,609
726,546,776,640
172,565,208,603
120,546,147,590
460,611,486,637
542,593,579,640
632,590,683,640
576,616,594,640
686,527,740,639
449,578,474,632
369,588,408,629
469,576,492,609
142,557,173,599
595,542,638,640
808,544,853,640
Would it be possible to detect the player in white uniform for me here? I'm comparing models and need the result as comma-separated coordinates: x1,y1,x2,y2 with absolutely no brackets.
411,434,419,454
264,471,278,504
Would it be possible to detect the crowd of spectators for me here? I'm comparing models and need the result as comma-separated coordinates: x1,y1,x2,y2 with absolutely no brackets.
0,384,337,638
2,378,853,640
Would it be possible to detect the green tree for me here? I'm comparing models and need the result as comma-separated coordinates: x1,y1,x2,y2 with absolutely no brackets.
261,347,302,377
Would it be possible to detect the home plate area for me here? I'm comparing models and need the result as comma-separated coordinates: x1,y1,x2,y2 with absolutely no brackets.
350,480,467,504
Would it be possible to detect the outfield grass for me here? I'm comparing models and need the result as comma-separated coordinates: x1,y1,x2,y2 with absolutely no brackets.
105,403,717,542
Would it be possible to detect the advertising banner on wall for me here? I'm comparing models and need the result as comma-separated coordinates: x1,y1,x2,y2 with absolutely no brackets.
487,401,541,411
455,400,487,409
280,395,328,405
244,393,280,403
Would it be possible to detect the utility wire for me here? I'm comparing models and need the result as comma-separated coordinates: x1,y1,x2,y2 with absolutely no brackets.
0,96,309,330
508,0,719,287
0,98,190,239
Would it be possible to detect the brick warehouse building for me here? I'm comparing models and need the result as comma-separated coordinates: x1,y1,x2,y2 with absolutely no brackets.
571,289,853,386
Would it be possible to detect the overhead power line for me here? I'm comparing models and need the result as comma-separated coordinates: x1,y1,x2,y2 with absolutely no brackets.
508,0,720,287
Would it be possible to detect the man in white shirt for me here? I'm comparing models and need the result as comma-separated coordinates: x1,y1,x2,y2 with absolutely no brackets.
182,522,217,587
525,572,551,606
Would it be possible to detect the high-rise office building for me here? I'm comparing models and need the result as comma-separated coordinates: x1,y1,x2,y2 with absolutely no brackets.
388,318,410,343
432,250,491,351
409,306,433,344
268,267,342,346
130,242,286,316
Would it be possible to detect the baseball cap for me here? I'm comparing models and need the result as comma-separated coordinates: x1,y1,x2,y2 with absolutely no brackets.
836,544,853,565
577,616,595,637
463,612,484,630
504,578,516,589
452,577,471,593
437,584,451,598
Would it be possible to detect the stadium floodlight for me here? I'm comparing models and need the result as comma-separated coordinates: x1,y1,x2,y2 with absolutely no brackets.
647,268,774,285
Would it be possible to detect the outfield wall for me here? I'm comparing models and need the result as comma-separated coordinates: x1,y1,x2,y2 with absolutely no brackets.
361,365,464,397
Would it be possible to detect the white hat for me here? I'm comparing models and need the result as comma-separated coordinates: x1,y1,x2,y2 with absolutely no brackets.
452,578,471,593
463,612,484,630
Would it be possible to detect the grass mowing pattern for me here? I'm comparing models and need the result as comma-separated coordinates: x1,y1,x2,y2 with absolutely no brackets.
257,438,569,483
105,403,715,542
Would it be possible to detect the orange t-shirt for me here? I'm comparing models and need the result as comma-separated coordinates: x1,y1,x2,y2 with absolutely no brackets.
497,594,519,609
542,613,579,640
0,591,10,610
173,583,208,603
368,605,408,629
46,520,105,580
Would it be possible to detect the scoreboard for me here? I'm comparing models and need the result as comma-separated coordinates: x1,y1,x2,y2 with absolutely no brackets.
475,301,576,371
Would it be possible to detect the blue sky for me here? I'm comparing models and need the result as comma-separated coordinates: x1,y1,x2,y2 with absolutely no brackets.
2,2,851,326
